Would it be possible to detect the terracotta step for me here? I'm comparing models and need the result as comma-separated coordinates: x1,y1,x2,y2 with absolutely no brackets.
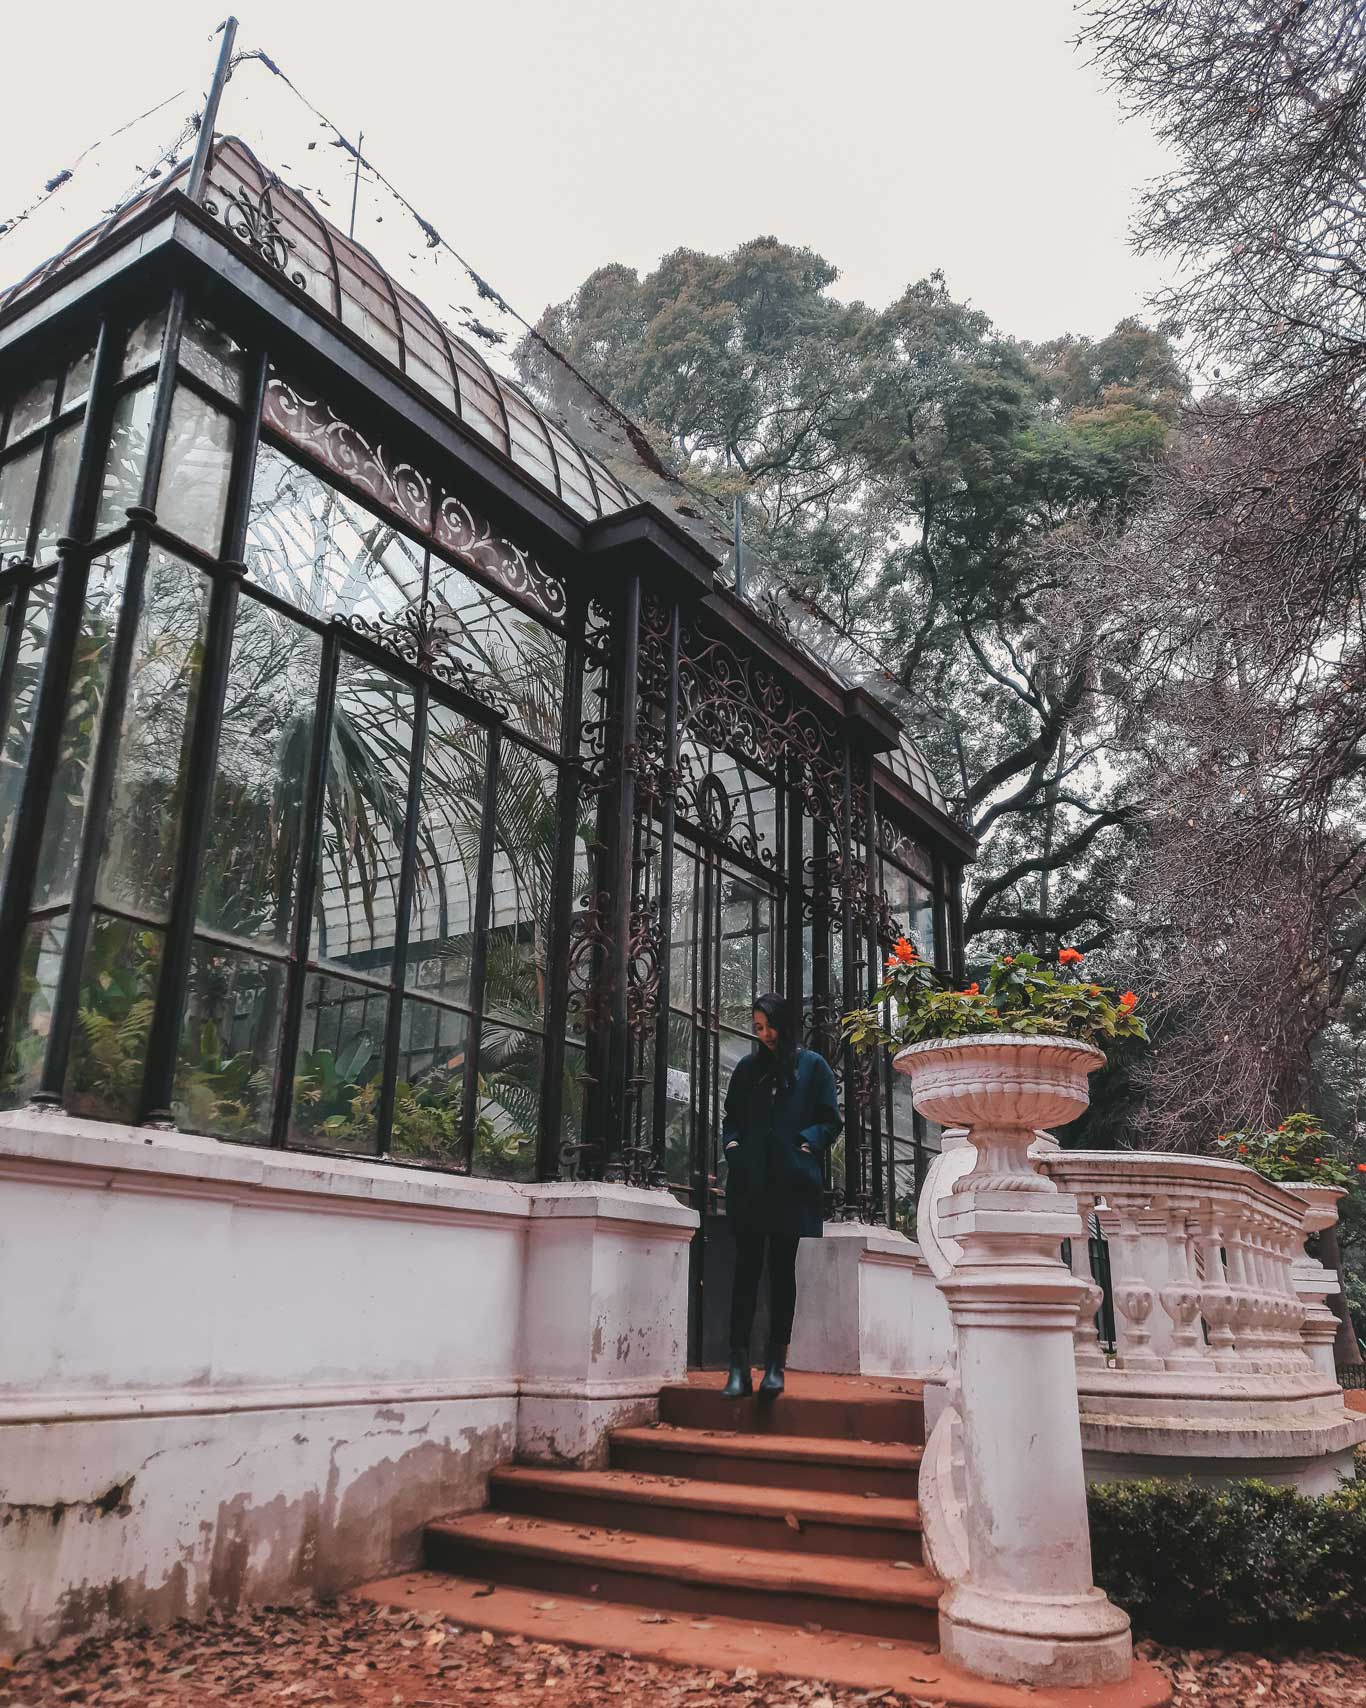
489,1464,923,1561
423,1510,941,1640
663,1372,925,1443
359,1571,1174,1708
610,1423,922,1498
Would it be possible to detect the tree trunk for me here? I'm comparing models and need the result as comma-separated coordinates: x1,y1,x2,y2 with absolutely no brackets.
1318,1222,1363,1368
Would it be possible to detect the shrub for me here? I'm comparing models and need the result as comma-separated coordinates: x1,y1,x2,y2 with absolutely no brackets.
1088,1476,1366,1649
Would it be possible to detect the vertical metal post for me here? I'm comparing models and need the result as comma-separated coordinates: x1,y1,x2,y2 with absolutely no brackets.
538,597,585,1179
0,316,121,1052
270,628,339,1144
375,680,428,1151
839,742,861,1217
34,292,188,1106
459,722,502,1172
785,773,803,1037
862,746,885,1225
186,17,239,204
949,861,966,985
598,573,641,1180
140,347,267,1122
649,598,680,1185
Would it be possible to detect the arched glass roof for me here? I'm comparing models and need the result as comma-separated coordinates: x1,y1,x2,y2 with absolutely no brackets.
0,136,950,821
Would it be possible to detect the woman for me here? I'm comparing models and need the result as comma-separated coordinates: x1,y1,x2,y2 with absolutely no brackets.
720,994,842,1399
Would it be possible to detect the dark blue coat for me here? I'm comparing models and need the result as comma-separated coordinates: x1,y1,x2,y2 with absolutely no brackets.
721,1046,842,1239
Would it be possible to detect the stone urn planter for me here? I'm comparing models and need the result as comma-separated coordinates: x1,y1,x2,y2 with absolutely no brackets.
893,1032,1105,1194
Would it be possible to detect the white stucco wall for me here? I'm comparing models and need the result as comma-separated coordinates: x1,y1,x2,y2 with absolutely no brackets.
788,1221,942,1377
0,1111,696,1651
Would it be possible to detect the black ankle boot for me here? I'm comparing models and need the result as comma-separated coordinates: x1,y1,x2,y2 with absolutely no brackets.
758,1343,787,1399
721,1348,753,1398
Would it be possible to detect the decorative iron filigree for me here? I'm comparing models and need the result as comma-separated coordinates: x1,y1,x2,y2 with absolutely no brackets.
566,888,613,1031
674,751,777,871
626,895,663,1041
206,179,308,290
339,599,507,710
262,375,567,626
877,809,933,878
677,611,845,834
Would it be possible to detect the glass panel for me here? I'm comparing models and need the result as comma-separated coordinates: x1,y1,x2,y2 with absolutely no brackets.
669,841,700,1011
36,421,82,554
406,699,486,1009
0,577,56,863
247,442,426,622
314,652,414,979
199,596,322,946
0,913,66,1109
662,1011,693,1188
64,912,163,1123
427,559,564,747
390,997,468,1167
882,861,937,964
290,971,386,1153
173,943,283,1142
717,868,773,1031
0,445,42,557
182,315,246,402
62,342,97,414
121,308,166,379
157,387,235,552
34,549,128,909
487,745,556,1028
97,383,155,531
474,1022,540,1181
97,551,209,923
6,374,57,445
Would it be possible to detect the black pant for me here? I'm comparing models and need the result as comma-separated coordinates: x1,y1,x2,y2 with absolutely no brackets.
729,1230,800,1349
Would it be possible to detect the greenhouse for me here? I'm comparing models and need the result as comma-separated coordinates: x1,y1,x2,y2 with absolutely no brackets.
0,133,971,1356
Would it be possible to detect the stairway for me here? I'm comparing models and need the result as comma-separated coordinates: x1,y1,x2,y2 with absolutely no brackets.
426,1372,938,1643
360,1372,1172,1706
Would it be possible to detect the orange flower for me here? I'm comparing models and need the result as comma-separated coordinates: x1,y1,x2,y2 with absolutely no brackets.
1238,1144,1248,1154
1058,947,1084,966
963,982,980,996
893,937,917,965
1002,955,1014,965
1315,1157,1324,1165
1088,985,1101,997
1119,991,1138,1011
1357,1163,1366,1174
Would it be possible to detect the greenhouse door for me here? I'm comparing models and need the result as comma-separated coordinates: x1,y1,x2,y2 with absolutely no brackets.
667,834,783,1367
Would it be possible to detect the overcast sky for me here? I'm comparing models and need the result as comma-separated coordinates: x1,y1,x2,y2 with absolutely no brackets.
2,0,1171,346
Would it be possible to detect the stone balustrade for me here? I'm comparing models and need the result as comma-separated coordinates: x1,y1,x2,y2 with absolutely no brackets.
1039,1150,1366,1493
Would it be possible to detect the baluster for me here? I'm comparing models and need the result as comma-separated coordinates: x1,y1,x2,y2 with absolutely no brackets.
1108,1195,1162,1372
1158,1195,1208,1369
1197,1199,1239,1367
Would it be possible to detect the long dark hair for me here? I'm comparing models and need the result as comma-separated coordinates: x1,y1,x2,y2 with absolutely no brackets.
753,992,799,1089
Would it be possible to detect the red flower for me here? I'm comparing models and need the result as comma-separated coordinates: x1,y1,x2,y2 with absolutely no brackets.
1314,1158,1324,1165
893,937,917,965
1357,1163,1366,1174
1119,991,1138,1011
1088,985,1101,997
1002,955,1015,965
963,982,980,996
1058,947,1084,966
1238,1144,1248,1154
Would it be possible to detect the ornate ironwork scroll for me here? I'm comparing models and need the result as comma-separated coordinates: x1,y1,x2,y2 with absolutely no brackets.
877,808,933,878
626,895,663,1040
263,375,567,625
338,598,507,711
205,178,308,290
677,611,845,834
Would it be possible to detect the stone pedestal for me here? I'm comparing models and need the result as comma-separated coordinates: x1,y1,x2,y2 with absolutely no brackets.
896,1035,1133,1689
788,1220,927,1376
1284,1182,1348,1381
517,1181,698,1465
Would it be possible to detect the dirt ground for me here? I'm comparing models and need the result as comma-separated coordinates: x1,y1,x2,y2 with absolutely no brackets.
2,1600,1363,1708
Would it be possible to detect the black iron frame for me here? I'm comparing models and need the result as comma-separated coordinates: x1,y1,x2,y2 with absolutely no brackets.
0,198,971,1216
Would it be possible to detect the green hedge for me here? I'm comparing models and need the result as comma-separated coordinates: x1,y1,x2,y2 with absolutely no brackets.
1088,1475,1366,1648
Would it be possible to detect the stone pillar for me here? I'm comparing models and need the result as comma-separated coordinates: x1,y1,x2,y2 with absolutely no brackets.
517,1181,698,1465
1284,1183,1348,1380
